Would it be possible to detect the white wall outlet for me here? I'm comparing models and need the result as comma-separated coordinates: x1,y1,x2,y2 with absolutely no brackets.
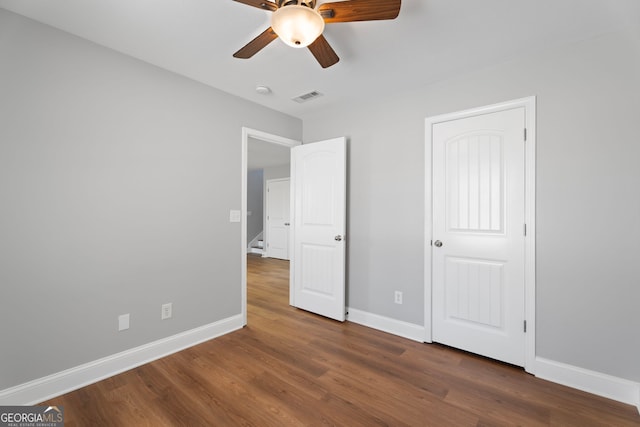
394,291,403,305
118,314,130,331
161,303,172,320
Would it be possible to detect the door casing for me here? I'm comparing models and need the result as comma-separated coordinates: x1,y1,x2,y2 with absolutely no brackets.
424,97,537,373
241,127,300,325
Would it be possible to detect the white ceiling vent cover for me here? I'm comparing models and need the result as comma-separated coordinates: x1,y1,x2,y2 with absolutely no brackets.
292,90,324,103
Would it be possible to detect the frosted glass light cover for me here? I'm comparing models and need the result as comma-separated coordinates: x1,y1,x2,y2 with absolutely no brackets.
271,5,325,48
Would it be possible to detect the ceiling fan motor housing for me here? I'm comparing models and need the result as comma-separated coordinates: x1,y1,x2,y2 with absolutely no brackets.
278,0,316,8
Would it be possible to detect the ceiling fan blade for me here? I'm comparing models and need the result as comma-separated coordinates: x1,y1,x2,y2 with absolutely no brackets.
318,0,401,23
233,27,279,59
232,0,278,12
308,35,340,68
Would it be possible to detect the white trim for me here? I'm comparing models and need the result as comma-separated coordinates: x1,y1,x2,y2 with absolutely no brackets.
0,315,244,406
241,128,300,325
424,97,537,373
523,97,537,373
247,231,263,251
347,307,425,342
349,306,639,413
248,247,265,255
535,357,640,413
424,112,433,343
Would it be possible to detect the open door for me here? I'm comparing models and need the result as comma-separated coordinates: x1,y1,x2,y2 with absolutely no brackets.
290,137,346,321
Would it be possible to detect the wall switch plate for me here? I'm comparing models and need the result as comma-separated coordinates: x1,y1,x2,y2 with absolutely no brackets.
118,314,130,331
161,303,172,320
394,291,403,305
229,210,241,222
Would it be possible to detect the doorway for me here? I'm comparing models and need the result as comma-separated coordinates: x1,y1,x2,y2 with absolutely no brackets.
424,97,536,373
241,128,300,325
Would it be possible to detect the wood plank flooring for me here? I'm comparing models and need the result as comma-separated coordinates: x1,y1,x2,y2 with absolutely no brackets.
42,254,640,426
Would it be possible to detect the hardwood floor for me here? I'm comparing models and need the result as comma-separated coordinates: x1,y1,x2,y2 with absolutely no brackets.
43,254,640,426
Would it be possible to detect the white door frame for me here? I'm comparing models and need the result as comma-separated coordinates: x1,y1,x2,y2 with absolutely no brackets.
241,127,300,325
424,97,537,373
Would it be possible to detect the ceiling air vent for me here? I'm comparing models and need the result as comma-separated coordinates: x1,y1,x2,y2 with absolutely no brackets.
292,90,323,103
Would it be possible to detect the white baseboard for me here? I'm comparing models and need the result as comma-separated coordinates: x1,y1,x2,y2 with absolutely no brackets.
4,313,638,415
346,307,425,342
247,232,263,251
0,314,244,406
535,357,640,413
346,308,639,413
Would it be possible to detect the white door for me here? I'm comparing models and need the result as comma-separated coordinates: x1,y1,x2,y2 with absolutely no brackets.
266,178,290,260
291,137,346,321
432,107,526,366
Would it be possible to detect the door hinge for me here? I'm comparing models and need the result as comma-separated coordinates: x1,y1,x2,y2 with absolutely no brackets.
524,223,527,236
524,128,527,141
524,320,527,333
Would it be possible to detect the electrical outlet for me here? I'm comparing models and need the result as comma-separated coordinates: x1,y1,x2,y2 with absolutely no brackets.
118,314,130,331
394,291,403,305
161,303,172,320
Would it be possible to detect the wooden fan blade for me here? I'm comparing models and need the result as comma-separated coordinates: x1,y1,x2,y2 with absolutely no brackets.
232,0,277,12
318,0,401,23
233,27,279,59
308,35,339,68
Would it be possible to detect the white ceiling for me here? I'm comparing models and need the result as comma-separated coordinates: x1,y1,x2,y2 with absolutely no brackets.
1,0,638,119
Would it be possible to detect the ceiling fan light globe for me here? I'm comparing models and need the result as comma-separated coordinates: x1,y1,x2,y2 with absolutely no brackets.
271,4,325,48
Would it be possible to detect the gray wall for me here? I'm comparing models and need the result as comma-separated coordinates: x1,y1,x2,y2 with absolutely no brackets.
263,164,291,182
0,9,301,390
303,31,640,382
247,169,264,244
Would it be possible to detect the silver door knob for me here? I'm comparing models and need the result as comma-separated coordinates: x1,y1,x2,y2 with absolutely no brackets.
434,240,443,247
335,235,343,241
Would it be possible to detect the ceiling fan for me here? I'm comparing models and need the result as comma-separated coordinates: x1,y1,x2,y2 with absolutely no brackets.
232,0,401,68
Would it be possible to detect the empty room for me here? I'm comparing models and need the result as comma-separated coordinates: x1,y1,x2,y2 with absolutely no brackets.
0,0,639,425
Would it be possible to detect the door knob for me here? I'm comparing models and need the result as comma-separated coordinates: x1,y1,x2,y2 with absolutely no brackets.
284,223,290,226
335,235,343,241
434,240,443,247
